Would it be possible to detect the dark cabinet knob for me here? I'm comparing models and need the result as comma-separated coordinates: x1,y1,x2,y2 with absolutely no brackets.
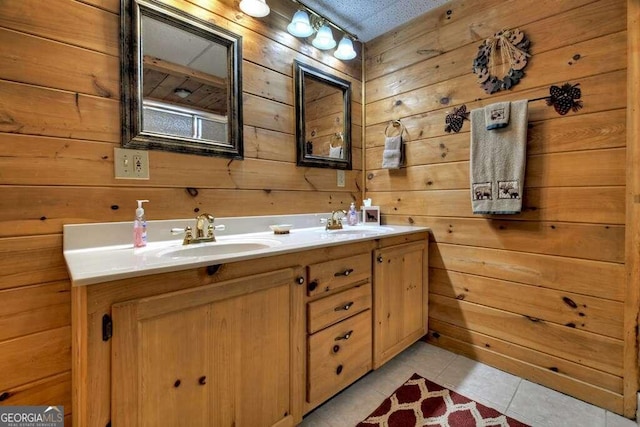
296,276,305,285
377,255,383,263
334,302,354,312
334,268,354,277
308,280,318,291
198,376,207,385
332,345,340,353
174,379,181,388
336,365,343,375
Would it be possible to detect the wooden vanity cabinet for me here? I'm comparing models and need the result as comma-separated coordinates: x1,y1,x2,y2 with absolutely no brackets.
304,253,373,411
373,241,429,368
111,269,297,427
72,233,428,427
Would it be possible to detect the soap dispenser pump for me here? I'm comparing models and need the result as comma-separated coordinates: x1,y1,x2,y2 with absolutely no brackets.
347,202,358,226
133,199,149,248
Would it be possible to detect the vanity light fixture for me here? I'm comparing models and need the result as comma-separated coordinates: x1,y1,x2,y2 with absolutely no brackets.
312,24,336,50
334,36,357,60
174,88,192,98
239,0,270,18
287,10,314,37
287,0,358,60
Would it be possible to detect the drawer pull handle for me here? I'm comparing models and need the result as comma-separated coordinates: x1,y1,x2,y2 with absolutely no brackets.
332,345,340,353
335,330,353,341
335,302,354,311
336,365,343,375
308,280,318,291
335,268,354,277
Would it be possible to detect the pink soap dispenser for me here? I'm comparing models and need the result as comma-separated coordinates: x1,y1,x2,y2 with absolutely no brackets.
133,199,149,248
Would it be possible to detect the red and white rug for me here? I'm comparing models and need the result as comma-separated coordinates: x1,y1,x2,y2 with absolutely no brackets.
357,373,529,427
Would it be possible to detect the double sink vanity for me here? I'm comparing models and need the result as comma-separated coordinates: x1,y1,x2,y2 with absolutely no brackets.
65,213,429,426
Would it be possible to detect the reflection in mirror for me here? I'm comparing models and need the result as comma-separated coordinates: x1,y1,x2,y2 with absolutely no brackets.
121,0,243,158
294,60,351,170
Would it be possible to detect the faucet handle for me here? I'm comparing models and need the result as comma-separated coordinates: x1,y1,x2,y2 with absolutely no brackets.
171,227,189,235
214,224,226,231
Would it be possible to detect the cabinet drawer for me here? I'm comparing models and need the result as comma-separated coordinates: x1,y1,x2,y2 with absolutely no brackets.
307,283,371,334
307,253,371,297
307,310,372,405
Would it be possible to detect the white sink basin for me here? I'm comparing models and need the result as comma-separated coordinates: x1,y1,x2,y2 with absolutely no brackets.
158,239,281,258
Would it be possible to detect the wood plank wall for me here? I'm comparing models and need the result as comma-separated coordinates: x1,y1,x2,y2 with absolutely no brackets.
0,0,362,423
364,0,631,415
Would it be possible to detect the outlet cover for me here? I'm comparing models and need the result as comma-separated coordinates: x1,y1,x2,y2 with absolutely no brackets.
114,147,149,179
337,170,345,187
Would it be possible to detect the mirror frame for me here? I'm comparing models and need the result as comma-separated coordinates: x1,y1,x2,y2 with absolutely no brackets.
294,60,352,170
121,0,243,158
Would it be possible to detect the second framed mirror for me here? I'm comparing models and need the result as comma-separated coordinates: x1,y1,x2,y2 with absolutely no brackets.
294,60,352,170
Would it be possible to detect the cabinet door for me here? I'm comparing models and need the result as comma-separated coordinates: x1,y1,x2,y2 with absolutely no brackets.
111,268,297,427
373,241,428,368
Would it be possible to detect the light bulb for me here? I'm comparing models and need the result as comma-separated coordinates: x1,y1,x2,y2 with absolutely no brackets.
239,0,270,18
334,36,356,60
287,10,314,38
312,24,336,50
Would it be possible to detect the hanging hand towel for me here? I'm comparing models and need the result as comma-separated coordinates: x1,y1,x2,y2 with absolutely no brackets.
484,101,510,130
470,100,528,214
381,121,404,169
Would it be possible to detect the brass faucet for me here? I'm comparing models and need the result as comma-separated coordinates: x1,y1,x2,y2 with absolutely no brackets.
172,213,225,245
325,210,347,230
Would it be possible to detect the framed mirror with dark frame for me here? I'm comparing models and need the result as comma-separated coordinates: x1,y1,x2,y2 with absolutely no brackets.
294,60,352,170
121,0,243,158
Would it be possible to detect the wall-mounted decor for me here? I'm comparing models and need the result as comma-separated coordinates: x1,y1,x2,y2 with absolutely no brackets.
529,82,583,115
294,60,352,170
444,105,470,133
472,28,531,94
121,0,243,158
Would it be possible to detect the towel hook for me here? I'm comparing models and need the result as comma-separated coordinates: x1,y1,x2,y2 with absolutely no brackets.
528,82,583,116
384,120,405,137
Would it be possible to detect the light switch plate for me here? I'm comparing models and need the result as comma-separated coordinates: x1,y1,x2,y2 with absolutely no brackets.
114,147,149,180
337,170,345,187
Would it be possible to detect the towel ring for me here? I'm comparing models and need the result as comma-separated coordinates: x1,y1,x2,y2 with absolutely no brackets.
384,120,405,137
330,132,344,148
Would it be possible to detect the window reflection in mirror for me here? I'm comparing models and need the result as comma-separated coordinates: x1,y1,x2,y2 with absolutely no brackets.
294,60,351,170
121,0,243,158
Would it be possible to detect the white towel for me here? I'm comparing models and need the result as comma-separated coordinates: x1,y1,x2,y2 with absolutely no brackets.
470,99,528,214
485,101,510,130
382,135,402,169
329,144,342,159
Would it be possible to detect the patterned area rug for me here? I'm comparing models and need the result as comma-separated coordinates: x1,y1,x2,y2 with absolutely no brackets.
357,373,530,427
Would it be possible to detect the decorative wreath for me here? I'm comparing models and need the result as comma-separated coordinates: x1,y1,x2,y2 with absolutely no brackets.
472,28,531,94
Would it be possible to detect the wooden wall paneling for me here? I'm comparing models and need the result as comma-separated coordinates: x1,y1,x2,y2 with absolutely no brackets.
0,187,359,237
0,327,71,391
0,80,120,142
366,68,625,127
430,269,623,339
623,0,640,416
0,28,119,98
366,148,625,192
428,323,623,414
0,0,119,55
429,318,622,395
429,294,623,375
367,24,625,105
0,372,72,414
412,216,624,263
243,126,296,162
0,281,71,342
366,109,626,170
365,0,610,80
243,61,293,105
374,187,625,224
0,235,68,290
429,243,625,301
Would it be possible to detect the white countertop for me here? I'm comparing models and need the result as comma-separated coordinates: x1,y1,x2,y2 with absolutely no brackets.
63,213,429,286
